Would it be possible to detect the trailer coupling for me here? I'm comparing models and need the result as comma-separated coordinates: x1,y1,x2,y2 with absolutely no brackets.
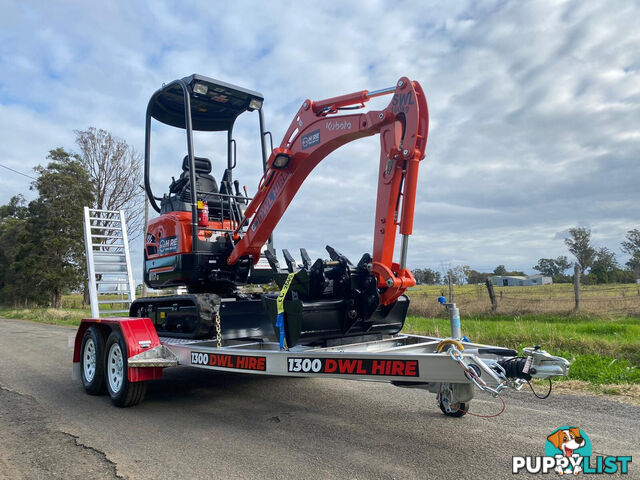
444,342,570,396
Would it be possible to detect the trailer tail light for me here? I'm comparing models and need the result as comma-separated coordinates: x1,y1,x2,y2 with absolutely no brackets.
197,200,209,226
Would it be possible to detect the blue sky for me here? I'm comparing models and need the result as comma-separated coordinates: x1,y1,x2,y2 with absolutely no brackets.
1,0,638,282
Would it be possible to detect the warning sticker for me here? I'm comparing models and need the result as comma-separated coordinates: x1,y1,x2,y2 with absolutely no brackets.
287,357,419,377
191,352,266,371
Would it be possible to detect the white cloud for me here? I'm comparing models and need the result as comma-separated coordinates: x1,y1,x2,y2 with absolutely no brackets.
1,0,638,281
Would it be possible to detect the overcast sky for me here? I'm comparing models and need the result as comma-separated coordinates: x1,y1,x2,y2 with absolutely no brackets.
1,0,638,282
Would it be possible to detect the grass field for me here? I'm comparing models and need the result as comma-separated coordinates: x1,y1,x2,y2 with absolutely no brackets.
404,314,640,385
1,284,638,396
408,282,640,317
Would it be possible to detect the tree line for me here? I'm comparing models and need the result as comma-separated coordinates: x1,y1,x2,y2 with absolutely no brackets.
413,227,640,285
1,129,639,305
0,129,141,307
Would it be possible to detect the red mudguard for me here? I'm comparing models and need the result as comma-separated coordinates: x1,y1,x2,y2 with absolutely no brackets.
73,317,163,382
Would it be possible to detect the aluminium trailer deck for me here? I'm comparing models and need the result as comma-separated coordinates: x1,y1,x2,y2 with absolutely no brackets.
73,315,570,412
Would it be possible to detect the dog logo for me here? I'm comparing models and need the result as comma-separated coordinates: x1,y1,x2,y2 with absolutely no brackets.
545,427,589,475
512,426,632,475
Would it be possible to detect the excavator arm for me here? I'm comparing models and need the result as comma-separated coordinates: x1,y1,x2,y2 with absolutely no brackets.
228,77,429,306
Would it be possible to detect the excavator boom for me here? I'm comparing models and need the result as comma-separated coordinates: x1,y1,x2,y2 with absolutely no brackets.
228,77,429,305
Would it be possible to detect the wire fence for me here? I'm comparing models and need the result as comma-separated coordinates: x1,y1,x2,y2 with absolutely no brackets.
408,282,640,317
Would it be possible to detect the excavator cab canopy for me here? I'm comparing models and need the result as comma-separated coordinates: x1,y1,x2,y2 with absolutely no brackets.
149,74,264,131
144,74,271,258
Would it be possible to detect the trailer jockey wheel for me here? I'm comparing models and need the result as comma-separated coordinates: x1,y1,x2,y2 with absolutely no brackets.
81,326,106,395
438,384,468,417
438,399,468,417
104,330,147,407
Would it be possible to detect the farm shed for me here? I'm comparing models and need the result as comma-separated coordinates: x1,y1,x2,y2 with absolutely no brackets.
491,274,552,287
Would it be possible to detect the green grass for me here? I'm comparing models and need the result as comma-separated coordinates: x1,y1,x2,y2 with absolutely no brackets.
555,353,640,385
0,293,131,325
403,313,640,384
0,306,88,326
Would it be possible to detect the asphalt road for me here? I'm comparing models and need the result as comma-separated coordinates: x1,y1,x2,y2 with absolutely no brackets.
0,318,637,480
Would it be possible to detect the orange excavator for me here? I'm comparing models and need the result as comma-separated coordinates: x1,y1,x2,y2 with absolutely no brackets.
132,74,429,347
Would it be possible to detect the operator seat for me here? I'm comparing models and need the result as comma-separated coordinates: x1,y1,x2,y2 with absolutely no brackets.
162,156,221,215
174,156,219,199
162,156,244,223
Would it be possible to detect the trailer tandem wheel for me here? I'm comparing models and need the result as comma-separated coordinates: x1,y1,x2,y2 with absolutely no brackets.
104,330,147,407
81,326,107,395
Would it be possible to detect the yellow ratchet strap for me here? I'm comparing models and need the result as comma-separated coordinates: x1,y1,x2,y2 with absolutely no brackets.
276,271,297,315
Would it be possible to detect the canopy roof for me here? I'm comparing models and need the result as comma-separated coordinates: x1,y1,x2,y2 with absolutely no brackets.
149,74,264,131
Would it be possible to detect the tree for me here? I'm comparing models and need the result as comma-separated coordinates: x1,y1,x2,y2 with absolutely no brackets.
622,229,640,255
589,247,618,284
466,269,492,284
74,127,144,238
622,229,640,275
413,268,441,285
0,196,29,304
445,266,468,285
564,227,595,274
0,195,28,219
533,256,571,277
74,128,143,303
493,265,525,276
493,265,507,276
16,149,94,307
626,253,640,277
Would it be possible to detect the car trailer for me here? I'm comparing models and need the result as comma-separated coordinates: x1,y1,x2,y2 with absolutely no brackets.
72,302,570,415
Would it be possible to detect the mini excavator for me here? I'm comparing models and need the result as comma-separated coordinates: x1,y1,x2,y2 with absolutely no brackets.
131,74,429,347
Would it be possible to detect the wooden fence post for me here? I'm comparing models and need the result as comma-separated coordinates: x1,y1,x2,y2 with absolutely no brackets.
485,278,497,312
573,264,581,311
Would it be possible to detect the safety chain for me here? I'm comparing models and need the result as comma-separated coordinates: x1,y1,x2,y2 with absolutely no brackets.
448,345,506,397
215,310,222,348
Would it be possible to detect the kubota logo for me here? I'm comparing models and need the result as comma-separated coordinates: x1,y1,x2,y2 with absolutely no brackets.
512,426,632,474
325,120,352,131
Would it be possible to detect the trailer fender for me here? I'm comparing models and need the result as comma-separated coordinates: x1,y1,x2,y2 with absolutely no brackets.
73,317,163,383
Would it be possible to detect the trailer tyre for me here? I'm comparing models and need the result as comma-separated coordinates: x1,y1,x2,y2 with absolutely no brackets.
104,330,147,407
439,399,468,417
81,326,107,395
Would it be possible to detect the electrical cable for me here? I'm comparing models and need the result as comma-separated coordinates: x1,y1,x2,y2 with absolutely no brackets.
457,395,506,418
0,163,36,180
527,378,553,399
